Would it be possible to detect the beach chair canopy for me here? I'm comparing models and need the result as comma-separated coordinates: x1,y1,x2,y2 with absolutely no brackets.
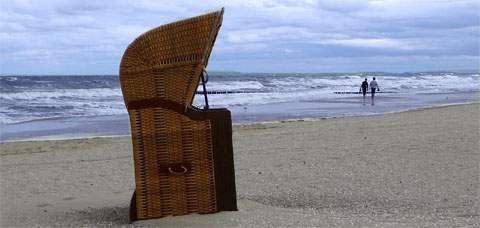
120,9,223,107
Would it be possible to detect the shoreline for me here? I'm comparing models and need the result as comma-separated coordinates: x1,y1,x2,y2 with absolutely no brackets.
2,100,478,143
1,102,478,227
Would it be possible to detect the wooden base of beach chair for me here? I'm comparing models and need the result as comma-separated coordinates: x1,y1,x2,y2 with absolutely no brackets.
119,9,237,221
127,106,237,221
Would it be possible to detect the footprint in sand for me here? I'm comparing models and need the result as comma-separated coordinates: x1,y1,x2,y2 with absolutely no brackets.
37,203,52,207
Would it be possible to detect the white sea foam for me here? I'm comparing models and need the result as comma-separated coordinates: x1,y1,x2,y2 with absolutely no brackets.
0,88,122,100
205,80,265,91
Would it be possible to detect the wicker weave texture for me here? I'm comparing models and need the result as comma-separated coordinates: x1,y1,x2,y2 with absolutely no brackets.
119,9,224,220
120,10,223,105
130,109,216,218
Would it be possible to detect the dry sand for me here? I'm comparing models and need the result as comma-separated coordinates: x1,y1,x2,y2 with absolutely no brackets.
1,103,479,227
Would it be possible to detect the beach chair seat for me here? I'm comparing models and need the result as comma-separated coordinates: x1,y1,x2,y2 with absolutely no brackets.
119,8,237,221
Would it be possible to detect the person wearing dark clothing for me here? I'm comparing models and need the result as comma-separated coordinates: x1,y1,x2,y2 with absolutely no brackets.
360,78,368,103
369,77,380,105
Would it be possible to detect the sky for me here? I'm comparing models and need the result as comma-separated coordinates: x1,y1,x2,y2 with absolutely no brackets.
1,0,479,74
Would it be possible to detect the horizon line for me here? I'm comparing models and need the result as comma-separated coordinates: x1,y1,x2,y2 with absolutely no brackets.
1,69,478,77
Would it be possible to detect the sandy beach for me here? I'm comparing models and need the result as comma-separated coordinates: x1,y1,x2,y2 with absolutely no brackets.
1,103,479,227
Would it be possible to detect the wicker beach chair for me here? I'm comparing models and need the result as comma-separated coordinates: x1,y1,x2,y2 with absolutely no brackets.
119,8,237,221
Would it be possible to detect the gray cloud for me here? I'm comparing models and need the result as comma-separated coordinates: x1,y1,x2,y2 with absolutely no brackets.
0,0,478,74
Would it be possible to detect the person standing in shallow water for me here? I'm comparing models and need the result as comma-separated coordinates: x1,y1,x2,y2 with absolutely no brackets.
359,78,368,104
369,77,380,105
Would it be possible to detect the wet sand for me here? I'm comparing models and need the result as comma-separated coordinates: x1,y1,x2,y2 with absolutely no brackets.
1,103,479,227
2,91,477,142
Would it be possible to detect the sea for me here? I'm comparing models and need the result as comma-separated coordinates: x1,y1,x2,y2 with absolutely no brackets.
1,72,478,141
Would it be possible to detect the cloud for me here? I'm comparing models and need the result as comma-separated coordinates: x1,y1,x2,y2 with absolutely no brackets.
225,26,317,43
0,0,479,74
316,38,426,50
317,0,370,13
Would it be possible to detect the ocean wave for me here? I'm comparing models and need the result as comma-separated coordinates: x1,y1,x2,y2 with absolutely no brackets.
1,88,122,100
1,73,478,124
204,80,265,91
0,87,125,124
